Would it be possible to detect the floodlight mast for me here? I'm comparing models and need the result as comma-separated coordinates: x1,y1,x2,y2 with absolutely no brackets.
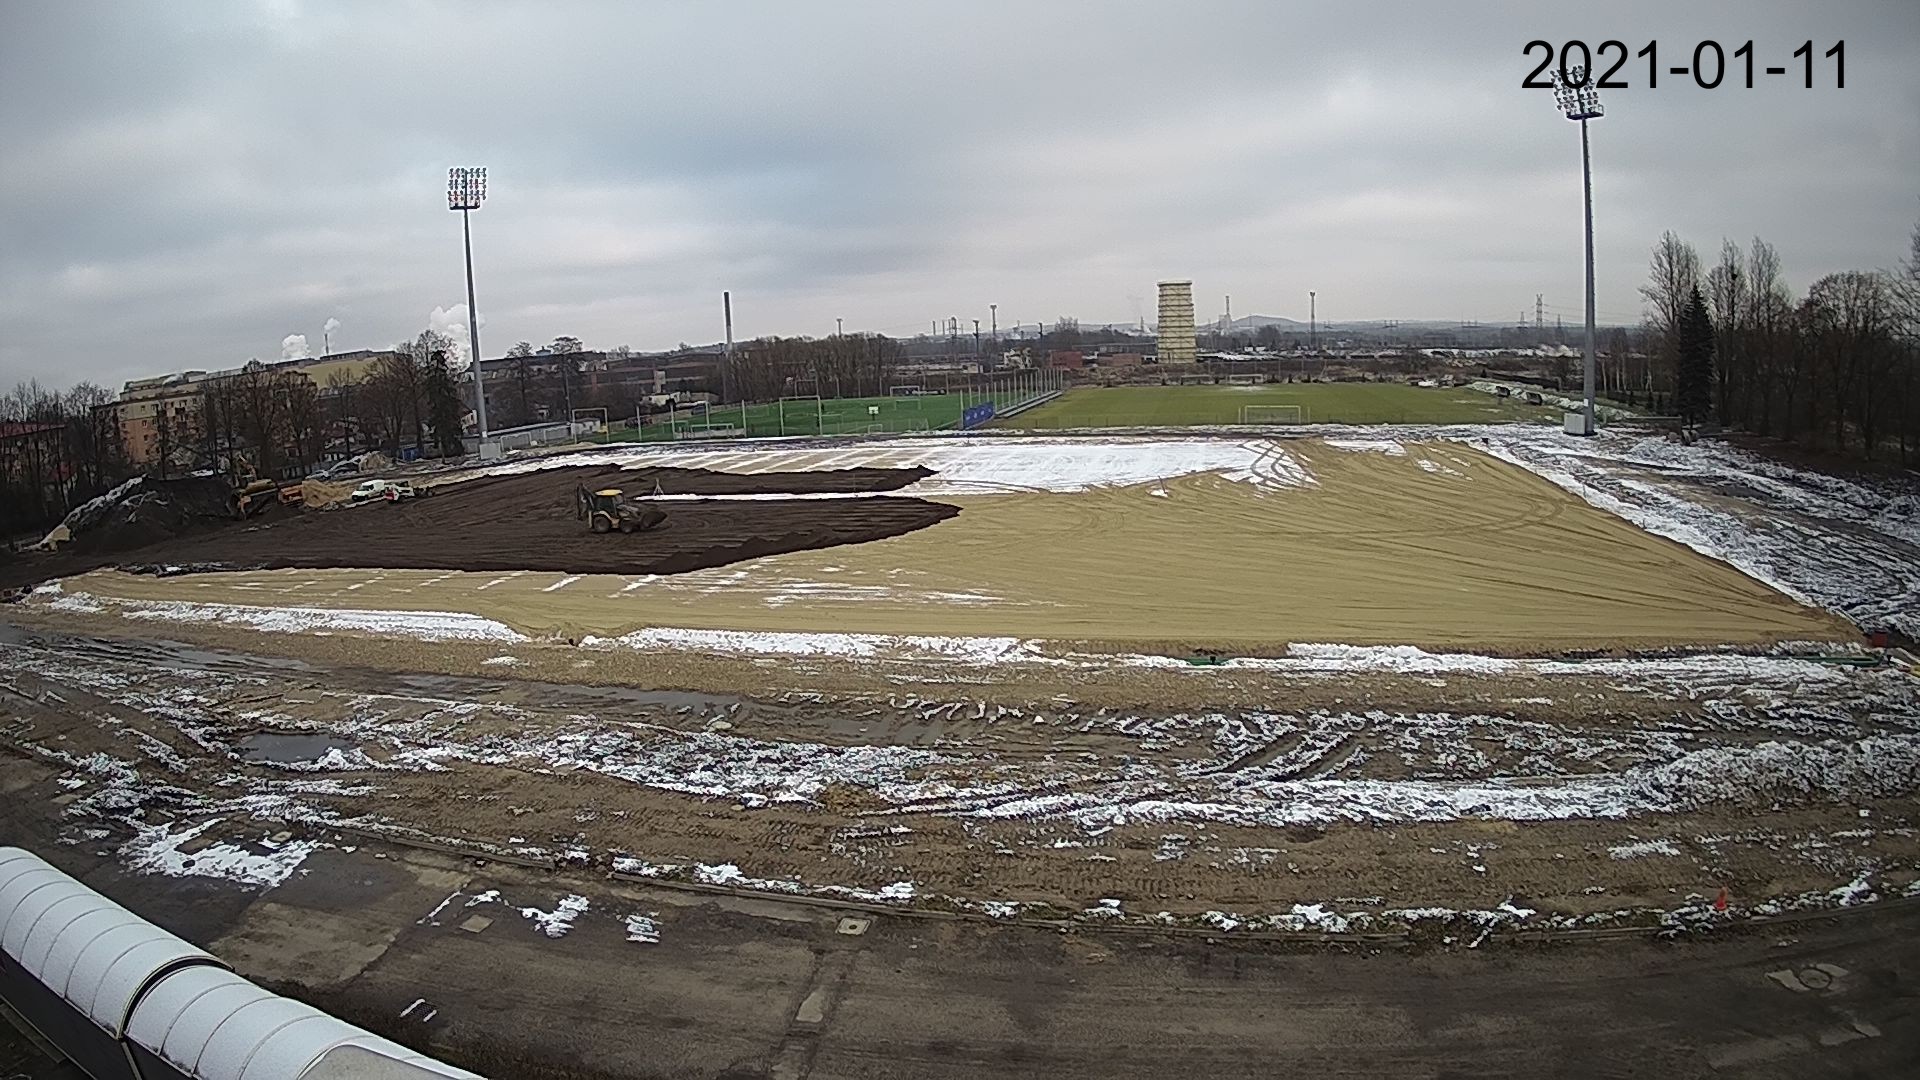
1552,68,1602,436
448,167,490,443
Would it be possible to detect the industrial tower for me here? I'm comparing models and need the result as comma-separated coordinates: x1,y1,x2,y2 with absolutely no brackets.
1157,280,1195,365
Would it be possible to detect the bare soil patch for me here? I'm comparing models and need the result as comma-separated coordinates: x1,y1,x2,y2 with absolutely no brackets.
1,465,953,587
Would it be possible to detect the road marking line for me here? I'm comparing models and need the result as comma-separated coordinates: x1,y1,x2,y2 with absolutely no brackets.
417,890,461,925
400,998,425,1018
543,575,581,592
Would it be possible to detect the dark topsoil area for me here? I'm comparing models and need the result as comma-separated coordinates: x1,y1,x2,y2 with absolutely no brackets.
0,464,954,590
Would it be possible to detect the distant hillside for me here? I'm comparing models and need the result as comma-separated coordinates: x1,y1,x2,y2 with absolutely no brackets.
1221,314,1306,331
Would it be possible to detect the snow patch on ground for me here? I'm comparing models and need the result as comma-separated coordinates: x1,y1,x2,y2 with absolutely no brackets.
119,821,321,890
625,913,661,943
1470,429,1919,635
27,591,529,643
458,436,1311,496
519,894,590,937
1609,838,1683,860
582,626,1040,665
1278,644,1518,675
615,857,917,905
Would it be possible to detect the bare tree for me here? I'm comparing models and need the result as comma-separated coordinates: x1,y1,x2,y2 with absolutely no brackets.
1804,271,1897,455
323,370,358,460
1705,239,1744,426
1639,231,1701,390
547,335,584,420
503,341,536,427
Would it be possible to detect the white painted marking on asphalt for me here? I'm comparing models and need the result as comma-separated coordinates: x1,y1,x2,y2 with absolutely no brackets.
400,998,425,1018
543,575,582,592
417,890,460,925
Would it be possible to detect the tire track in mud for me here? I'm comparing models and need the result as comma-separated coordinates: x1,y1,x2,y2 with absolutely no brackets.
5,626,1919,916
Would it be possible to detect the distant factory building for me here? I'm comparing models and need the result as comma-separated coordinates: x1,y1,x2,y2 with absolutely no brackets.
1157,280,1195,365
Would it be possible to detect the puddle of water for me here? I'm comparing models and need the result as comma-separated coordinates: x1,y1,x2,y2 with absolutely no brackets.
237,731,355,764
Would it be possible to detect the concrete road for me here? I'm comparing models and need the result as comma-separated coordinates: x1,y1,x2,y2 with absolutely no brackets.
5,783,1913,1080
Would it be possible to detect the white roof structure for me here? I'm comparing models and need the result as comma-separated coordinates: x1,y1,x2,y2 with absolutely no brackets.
1,846,481,1079
1,847,224,1037
126,965,480,1080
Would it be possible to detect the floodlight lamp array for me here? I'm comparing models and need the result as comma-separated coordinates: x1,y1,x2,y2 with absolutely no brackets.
447,167,487,210
1552,67,1603,121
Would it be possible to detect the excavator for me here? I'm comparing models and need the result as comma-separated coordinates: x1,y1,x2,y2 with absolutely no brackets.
231,462,305,517
574,484,668,534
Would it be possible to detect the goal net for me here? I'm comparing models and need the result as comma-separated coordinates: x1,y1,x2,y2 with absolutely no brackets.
1241,404,1306,424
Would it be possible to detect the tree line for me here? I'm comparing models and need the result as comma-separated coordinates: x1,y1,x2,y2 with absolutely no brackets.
721,334,903,403
1634,220,1920,463
474,334,910,423
2,330,471,541
0,380,121,540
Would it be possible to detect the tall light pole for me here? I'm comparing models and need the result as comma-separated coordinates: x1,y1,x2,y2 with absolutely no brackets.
1308,291,1316,352
836,317,843,337
448,167,490,445
1552,65,1603,436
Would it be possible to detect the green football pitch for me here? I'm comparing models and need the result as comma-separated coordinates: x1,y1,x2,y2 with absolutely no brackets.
593,393,972,443
995,383,1557,428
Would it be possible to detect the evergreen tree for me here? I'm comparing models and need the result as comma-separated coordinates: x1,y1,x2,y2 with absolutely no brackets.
422,346,468,456
1675,285,1715,427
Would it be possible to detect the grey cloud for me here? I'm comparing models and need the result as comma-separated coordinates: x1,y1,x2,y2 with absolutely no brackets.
1,0,1915,390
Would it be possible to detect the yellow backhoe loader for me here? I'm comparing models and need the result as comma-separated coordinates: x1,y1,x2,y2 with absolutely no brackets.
575,485,668,534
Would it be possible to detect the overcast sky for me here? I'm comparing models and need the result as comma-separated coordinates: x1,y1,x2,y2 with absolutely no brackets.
2,1,1915,390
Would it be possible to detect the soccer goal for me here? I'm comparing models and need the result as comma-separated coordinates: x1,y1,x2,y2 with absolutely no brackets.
1241,404,1307,424
776,395,824,436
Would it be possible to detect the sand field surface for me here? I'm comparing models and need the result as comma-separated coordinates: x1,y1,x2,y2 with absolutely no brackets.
53,438,1852,651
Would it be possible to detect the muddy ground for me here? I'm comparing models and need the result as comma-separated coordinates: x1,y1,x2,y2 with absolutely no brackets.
0,465,955,589
4,619,1913,924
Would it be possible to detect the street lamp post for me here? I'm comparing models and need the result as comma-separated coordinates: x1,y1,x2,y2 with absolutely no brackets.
448,167,490,448
1552,66,1603,436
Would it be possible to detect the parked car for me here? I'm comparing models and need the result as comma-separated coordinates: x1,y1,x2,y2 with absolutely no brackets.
348,479,416,503
308,459,361,480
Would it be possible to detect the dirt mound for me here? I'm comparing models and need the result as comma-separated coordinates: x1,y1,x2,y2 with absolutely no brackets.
62,474,239,556
301,479,355,510
46,464,956,581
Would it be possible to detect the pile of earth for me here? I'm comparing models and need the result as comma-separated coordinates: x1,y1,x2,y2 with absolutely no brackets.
57,474,244,555
8,464,954,586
